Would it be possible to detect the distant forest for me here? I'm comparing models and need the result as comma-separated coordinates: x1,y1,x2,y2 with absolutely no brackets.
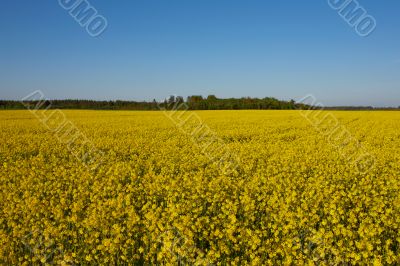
0,95,398,110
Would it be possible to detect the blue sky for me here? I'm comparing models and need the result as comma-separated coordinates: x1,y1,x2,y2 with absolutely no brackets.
0,0,399,106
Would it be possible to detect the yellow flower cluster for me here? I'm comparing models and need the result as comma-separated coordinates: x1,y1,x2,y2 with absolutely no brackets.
0,110,399,265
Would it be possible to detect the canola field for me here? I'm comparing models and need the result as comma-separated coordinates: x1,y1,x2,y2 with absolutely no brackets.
0,110,399,265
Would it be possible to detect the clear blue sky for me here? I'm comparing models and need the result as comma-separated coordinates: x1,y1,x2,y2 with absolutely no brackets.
0,0,399,106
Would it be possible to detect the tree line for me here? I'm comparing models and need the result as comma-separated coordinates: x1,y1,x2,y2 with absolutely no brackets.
0,96,398,110
0,96,310,110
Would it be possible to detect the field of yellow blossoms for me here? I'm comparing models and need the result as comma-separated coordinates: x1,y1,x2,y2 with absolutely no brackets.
0,110,399,265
